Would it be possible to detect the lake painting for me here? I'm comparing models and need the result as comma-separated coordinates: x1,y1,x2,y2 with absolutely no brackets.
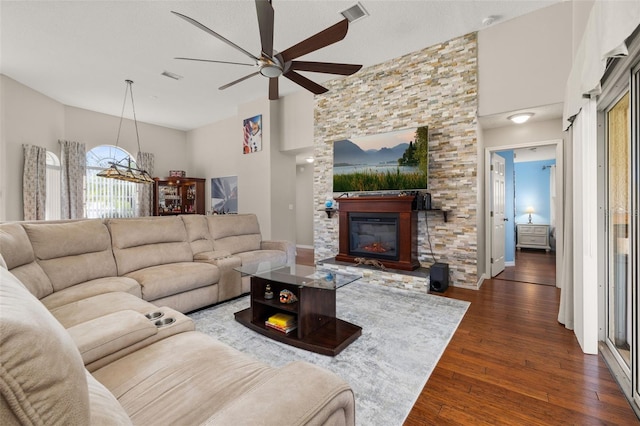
332,126,428,192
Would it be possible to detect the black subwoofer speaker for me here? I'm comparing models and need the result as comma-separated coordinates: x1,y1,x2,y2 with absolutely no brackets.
429,263,449,292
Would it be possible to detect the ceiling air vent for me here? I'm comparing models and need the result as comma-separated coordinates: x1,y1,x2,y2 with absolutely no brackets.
340,2,369,23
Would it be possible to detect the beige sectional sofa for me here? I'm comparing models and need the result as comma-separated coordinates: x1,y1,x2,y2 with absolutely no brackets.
0,214,355,425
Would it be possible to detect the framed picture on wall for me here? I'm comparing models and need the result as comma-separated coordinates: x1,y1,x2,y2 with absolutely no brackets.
211,176,238,214
243,114,262,154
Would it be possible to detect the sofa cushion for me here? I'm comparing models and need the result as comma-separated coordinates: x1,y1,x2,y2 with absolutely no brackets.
0,223,53,298
108,217,193,275
23,220,118,292
236,250,288,266
181,214,214,255
124,262,220,301
40,276,141,311
0,267,90,424
86,372,133,425
207,214,262,254
67,310,158,365
49,291,158,328
92,331,278,425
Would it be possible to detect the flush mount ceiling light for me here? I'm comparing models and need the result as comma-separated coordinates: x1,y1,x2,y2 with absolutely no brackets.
97,80,154,184
305,156,314,163
482,15,500,27
507,113,534,124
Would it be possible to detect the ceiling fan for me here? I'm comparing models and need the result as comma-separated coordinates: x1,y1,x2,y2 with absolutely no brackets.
172,0,362,100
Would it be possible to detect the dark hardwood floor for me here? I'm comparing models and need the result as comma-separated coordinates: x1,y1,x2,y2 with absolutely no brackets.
496,249,556,286
295,247,639,425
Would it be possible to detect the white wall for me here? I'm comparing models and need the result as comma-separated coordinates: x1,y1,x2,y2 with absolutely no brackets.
186,97,298,242
1,75,65,221
295,163,314,247
64,105,188,177
478,2,573,116
279,90,314,152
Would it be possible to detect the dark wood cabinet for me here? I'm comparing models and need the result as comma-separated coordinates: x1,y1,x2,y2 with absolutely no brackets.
153,177,205,216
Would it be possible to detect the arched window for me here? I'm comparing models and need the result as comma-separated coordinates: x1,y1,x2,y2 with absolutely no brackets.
45,151,61,220
85,145,138,218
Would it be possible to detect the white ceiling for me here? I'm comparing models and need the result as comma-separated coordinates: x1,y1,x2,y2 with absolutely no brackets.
1,0,561,132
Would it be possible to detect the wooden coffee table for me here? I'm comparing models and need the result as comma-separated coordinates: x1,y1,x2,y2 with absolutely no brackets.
234,263,362,356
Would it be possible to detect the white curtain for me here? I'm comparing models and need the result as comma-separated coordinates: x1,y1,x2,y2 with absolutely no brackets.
59,140,86,219
136,151,155,216
563,1,640,129
22,144,47,220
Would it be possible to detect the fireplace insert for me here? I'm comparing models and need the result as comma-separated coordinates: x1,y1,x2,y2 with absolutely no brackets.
348,213,399,261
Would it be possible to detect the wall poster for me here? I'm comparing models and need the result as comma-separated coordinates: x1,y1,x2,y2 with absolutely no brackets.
210,176,238,214
243,114,262,154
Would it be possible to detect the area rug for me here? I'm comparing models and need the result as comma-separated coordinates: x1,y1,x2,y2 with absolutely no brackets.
189,281,470,426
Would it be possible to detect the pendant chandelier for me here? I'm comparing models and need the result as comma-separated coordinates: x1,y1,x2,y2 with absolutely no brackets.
97,79,154,184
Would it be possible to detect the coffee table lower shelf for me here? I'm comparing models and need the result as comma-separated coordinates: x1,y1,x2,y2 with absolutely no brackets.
234,308,362,356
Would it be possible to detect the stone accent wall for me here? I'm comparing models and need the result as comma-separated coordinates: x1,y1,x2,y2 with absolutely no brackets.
313,33,479,288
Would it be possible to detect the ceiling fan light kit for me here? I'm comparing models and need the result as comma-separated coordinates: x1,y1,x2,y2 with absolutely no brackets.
172,0,362,100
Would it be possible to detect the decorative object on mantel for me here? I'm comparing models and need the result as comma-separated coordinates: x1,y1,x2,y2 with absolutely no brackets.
97,80,154,184
354,257,386,270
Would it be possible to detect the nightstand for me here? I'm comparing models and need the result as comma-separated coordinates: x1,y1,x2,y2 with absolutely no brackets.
516,224,551,251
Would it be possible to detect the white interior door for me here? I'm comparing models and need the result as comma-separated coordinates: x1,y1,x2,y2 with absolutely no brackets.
491,153,506,276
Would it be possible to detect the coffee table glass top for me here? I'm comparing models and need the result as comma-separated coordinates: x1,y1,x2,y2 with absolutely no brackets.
234,262,361,290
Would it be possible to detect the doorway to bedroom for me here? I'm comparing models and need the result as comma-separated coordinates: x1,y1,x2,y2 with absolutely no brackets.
485,139,563,288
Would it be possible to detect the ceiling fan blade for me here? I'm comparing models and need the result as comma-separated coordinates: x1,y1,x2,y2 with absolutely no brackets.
255,0,274,57
172,11,260,62
175,57,255,67
280,19,349,63
291,61,362,76
269,78,279,100
283,70,328,95
219,71,260,91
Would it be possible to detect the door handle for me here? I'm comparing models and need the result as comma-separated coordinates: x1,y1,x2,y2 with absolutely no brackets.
503,218,509,221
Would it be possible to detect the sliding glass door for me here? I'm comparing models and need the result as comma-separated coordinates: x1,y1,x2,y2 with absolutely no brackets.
632,62,639,410
605,91,631,371
602,55,639,411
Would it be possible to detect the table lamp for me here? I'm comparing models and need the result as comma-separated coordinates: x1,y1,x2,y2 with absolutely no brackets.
526,206,535,224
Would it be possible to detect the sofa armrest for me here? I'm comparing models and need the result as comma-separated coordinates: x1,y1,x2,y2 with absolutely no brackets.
201,361,355,426
67,310,157,365
260,240,296,265
194,250,233,262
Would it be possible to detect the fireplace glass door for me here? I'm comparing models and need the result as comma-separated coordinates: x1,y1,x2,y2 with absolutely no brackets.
349,213,399,261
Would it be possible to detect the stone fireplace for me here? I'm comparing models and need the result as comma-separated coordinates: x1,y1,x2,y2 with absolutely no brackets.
335,196,419,271
313,32,479,288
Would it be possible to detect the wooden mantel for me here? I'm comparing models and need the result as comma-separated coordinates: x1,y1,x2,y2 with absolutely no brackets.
335,196,420,271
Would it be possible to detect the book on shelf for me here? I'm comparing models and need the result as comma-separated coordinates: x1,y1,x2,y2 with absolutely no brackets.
265,320,297,334
267,313,295,327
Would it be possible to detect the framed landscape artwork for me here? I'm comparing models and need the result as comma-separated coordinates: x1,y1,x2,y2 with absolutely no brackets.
211,176,238,214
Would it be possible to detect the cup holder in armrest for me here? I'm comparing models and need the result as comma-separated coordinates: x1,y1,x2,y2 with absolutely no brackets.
145,311,164,320
154,317,176,327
